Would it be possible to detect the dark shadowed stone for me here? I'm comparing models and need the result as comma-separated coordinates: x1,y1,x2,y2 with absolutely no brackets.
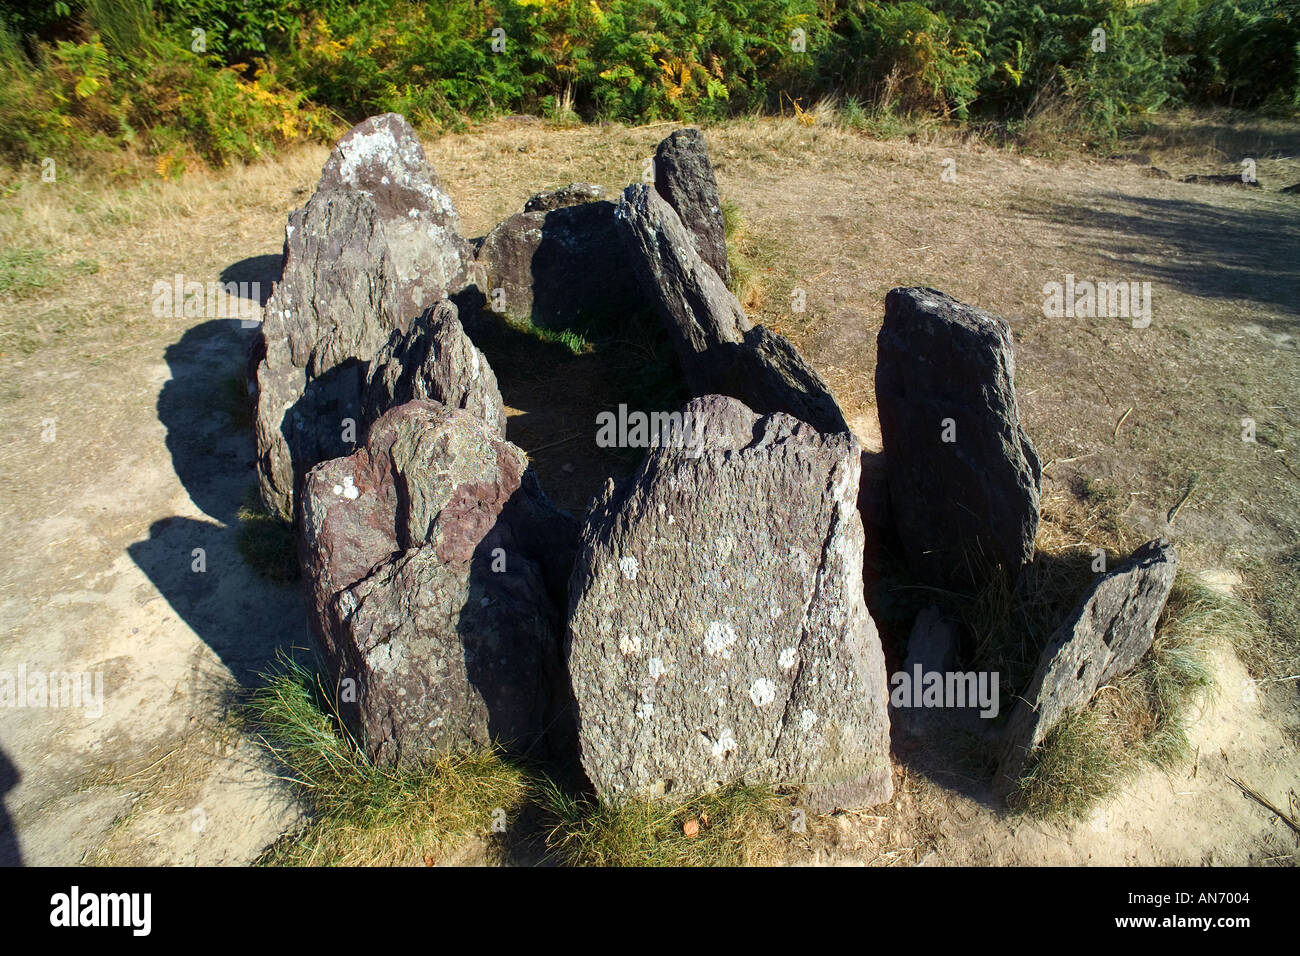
362,298,506,438
1180,173,1260,188
993,538,1178,800
615,184,849,434
614,183,748,392
719,326,850,434
523,182,606,212
875,288,1041,589
298,400,576,765
567,394,893,812
475,196,647,330
904,606,958,677
1281,182,1300,195
653,128,730,284
252,113,474,517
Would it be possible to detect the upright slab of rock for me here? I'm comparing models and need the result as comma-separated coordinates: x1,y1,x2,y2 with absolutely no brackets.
614,182,748,391
362,298,506,437
653,128,730,284
875,288,1042,589
475,183,647,330
994,538,1178,799
567,395,893,812
252,113,474,517
298,400,576,766
615,183,848,434
731,325,850,434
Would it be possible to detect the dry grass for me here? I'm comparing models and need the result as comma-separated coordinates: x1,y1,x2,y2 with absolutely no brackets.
1009,573,1258,821
542,782,792,867
247,658,533,867
247,656,802,867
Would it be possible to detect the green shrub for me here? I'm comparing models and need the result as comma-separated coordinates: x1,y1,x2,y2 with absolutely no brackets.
1,0,1296,172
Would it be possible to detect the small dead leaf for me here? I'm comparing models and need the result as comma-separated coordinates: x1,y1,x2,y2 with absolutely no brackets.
699,812,710,827
423,855,434,866
683,819,699,838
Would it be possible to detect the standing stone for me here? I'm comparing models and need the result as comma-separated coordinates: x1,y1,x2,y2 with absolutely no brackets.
994,538,1178,799
903,606,959,677
252,113,474,517
653,128,731,284
523,182,606,213
875,288,1041,589
298,400,575,766
475,187,647,330
615,184,848,433
614,183,749,392
567,395,893,812
362,298,506,438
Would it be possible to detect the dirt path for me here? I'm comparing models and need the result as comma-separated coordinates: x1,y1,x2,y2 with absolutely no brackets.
0,116,1296,865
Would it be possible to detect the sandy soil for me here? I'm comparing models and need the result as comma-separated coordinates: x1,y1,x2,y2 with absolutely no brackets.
0,114,1296,865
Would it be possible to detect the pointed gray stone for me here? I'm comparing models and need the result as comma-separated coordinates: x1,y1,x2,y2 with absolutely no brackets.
615,184,848,434
362,298,506,438
252,113,474,517
994,538,1178,800
653,128,731,284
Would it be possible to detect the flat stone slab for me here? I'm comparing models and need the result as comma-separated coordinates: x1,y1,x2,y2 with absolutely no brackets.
567,395,893,812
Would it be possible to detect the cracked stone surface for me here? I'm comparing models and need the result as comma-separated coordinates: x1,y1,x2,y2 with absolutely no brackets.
299,400,575,766
566,394,893,811
252,113,474,517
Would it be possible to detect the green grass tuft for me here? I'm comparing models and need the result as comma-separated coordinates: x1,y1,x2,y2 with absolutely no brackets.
511,316,591,355
0,246,56,296
248,657,534,866
244,657,801,866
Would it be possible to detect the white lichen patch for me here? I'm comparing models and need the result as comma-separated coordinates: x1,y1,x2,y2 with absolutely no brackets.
797,709,818,732
648,657,666,680
618,633,642,657
703,621,737,658
749,678,777,707
711,728,737,759
331,475,360,500
779,647,797,669
618,555,640,581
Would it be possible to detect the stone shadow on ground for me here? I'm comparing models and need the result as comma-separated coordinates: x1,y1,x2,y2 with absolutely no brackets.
0,747,21,865
220,254,282,307
128,318,312,687
1012,192,1300,322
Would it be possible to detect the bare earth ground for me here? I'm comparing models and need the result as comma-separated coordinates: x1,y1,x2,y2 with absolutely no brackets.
0,111,1297,865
